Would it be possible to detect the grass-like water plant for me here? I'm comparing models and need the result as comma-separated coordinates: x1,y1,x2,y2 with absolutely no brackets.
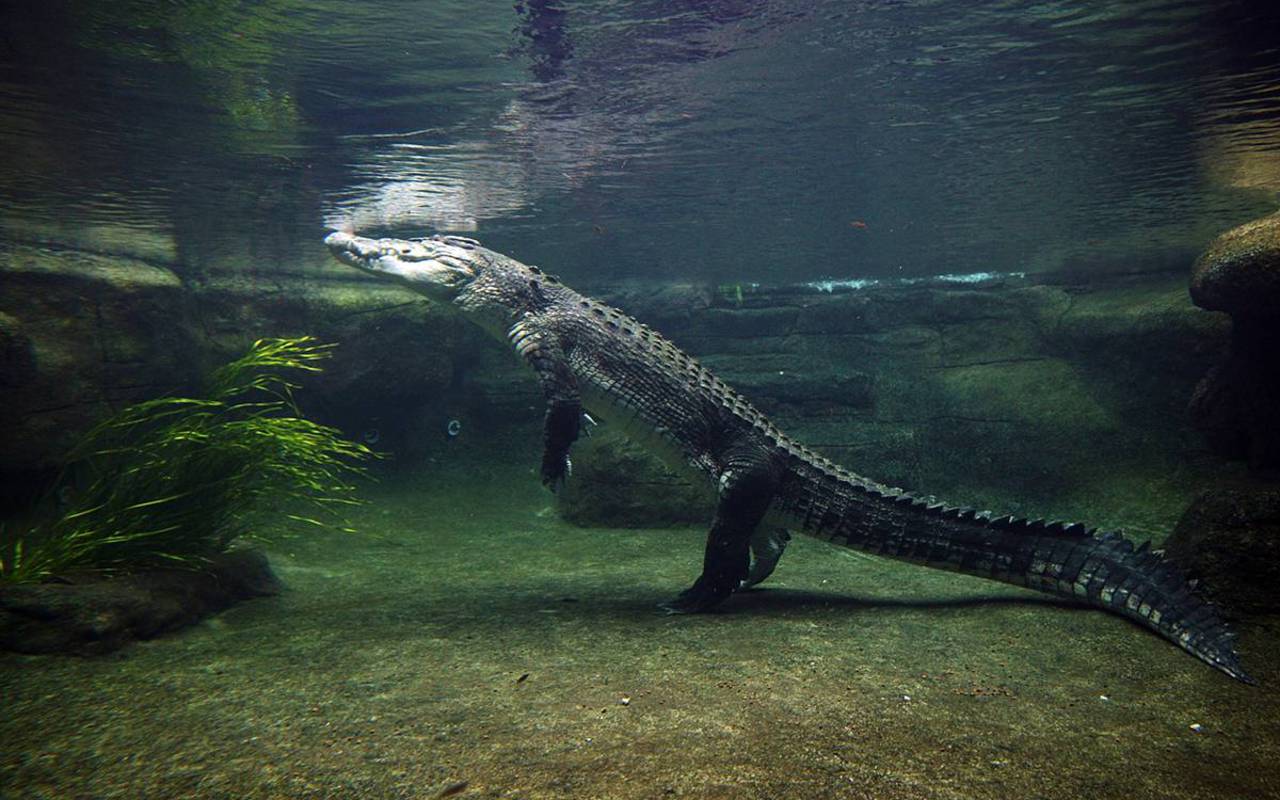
0,337,375,583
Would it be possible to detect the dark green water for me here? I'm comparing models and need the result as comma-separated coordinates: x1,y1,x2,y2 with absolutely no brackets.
3,2,1280,798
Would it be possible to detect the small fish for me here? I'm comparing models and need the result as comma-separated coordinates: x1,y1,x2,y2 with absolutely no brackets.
592,224,607,236
849,219,868,230
516,673,530,684
435,780,469,798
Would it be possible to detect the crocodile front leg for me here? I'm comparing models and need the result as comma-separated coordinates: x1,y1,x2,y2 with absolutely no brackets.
510,318,581,490
664,462,779,613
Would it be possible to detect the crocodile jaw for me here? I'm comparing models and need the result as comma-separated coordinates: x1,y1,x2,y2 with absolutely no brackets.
325,231,477,302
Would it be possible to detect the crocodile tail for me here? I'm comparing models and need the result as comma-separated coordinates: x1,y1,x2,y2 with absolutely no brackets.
827,488,1254,683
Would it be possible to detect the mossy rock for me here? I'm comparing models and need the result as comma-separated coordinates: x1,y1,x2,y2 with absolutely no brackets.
0,549,281,655
556,429,712,527
1163,487,1280,616
1190,210,1280,317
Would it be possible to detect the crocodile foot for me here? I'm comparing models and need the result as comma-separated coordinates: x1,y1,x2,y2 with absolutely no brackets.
540,452,572,492
659,576,736,614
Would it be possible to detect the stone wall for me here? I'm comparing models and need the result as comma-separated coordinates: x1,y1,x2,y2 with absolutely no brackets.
0,239,538,509
0,237,1237,535
571,273,1236,535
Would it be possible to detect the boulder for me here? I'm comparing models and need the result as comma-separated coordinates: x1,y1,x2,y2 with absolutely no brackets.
1163,487,1280,616
1188,211,1280,468
556,429,712,527
1190,211,1280,317
0,549,281,655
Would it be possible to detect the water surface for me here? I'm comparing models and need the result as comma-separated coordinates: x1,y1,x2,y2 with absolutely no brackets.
2,0,1278,283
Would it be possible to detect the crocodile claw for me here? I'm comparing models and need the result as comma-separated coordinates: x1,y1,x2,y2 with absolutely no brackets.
660,578,734,614
659,597,706,615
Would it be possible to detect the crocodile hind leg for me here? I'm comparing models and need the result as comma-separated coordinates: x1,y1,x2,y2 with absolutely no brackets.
663,465,778,613
742,526,791,589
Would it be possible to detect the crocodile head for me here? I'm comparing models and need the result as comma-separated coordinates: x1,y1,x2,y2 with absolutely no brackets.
325,231,553,337
324,231,483,303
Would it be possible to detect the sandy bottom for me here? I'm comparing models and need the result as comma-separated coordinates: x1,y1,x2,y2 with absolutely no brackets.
3,460,1279,800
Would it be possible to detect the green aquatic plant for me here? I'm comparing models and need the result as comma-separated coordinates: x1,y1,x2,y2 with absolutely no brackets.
0,337,374,584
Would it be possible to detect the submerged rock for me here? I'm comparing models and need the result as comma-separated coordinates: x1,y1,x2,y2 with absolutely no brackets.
556,429,713,527
1163,487,1280,616
1190,211,1280,317
1189,211,1280,468
0,549,281,655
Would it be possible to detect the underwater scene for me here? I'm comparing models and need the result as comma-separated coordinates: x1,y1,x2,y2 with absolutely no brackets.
3,1,1280,798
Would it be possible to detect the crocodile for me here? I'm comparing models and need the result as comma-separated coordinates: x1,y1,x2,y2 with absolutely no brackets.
325,230,1254,684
